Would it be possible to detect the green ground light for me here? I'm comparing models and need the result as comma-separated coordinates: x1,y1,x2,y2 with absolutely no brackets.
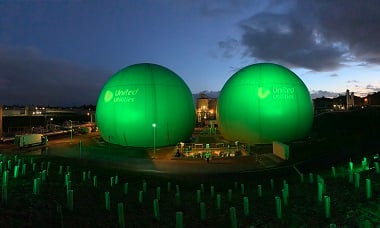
96,63,195,147
217,63,314,144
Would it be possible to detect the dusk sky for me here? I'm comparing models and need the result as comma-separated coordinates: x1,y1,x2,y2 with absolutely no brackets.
1,0,380,106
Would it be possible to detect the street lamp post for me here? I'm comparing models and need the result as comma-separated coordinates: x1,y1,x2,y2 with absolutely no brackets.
69,120,73,144
49,118,53,131
152,123,156,158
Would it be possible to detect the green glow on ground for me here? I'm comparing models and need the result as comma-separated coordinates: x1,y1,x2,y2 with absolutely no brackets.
217,63,314,144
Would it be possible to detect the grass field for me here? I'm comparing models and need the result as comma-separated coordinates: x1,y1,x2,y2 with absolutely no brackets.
0,109,380,227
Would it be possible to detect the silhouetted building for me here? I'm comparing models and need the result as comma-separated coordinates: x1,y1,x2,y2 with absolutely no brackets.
313,89,368,114
196,93,217,126
366,91,380,106
313,97,333,114
0,105,2,139
346,89,355,109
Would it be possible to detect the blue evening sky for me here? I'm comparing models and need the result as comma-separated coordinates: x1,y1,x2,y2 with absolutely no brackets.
0,0,379,105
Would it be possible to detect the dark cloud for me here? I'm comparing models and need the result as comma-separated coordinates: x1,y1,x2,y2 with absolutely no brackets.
0,46,110,106
330,73,338,77
233,0,380,71
199,0,256,17
218,38,240,58
346,80,360,84
239,12,345,71
304,0,380,64
366,84,380,93
310,90,339,99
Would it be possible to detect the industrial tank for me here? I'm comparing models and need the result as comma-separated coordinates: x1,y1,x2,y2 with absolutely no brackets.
217,63,314,144
96,63,196,147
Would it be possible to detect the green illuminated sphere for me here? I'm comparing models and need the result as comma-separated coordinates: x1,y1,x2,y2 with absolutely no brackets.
217,63,314,144
96,63,195,147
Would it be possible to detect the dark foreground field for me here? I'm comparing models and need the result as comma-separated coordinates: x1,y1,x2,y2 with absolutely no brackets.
1,109,380,227
0,149,380,227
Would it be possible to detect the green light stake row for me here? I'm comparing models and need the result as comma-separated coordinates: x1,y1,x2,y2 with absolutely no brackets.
240,183,245,195
270,179,274,190
65,173,70,186
175,192,181,208
200,202,206,221
40,170,46,182
67,189,74,211
139,190,143,204
66,181,71,194
348,171,353,183
196,190,201,203
124,183,128,194
110,177,114,187
13,165,19,178
362,157,368,170
93,176,98,188
243,197,249,217
176,211,183,228
309,173,314,184
156,186,160,200
324,196,331,218
284,182,289,198
3,170,8,185
153,199,160,221
349,161,353,171
282,188,288,206
33,178,40,195
142,181,147,192
228,189,232,202
317,176,325,194
374,162,380,174
275,196,282,219
216,194,221,210
105,191,110,211
118,202,125,228
258,184,262,197
2,184,7,204
230,207,237,228
366,179,372,199
210,186,215,198
21,164,26,176
354,173,360,189
318,182,323,203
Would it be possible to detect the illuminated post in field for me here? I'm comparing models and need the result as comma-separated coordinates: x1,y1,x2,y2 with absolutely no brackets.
69,120,73,144
152,123,156,159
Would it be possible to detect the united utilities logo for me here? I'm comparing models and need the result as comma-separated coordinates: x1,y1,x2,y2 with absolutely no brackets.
112,88,139,103
258,87,270,99
258,86,295,100
104,90,114,102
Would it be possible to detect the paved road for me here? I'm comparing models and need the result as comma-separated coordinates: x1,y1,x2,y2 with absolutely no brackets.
1,133,286,174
